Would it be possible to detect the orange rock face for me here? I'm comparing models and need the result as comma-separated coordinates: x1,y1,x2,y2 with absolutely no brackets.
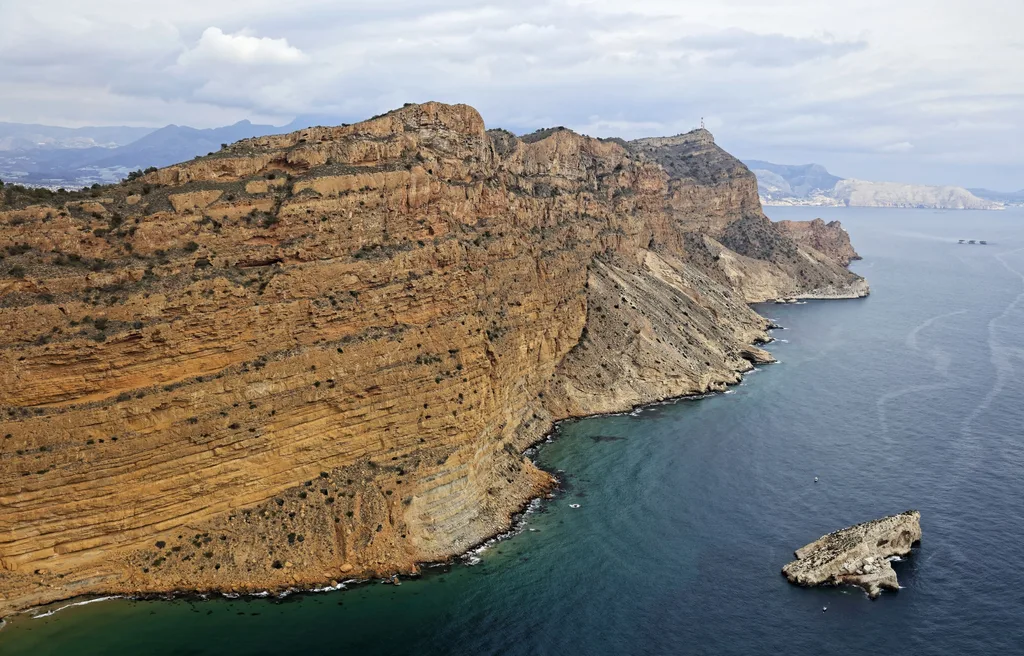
0,103,865,614
777,218,862,266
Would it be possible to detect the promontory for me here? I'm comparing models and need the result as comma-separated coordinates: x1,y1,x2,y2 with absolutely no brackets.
0,102,866,614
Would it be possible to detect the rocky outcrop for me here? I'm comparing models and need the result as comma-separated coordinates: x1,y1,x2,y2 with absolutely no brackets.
776,218,861,266
0,102,866,615
782,511,921,598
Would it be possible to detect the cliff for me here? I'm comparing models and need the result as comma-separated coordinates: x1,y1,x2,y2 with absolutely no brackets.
0,103,866,614
776,218,861,266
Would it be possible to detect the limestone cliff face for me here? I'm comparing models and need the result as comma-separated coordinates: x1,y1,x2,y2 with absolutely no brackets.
776,218,861,266
0,103,866,614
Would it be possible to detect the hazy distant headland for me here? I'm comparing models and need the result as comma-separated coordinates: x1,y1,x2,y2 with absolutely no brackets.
746,159,1017,210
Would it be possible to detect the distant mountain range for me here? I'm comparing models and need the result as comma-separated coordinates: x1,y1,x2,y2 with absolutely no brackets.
743,160,843,198
2,120,1019,207
968,187,1024,204
0,116,339,187
745,160,1015,210
0,122,154,150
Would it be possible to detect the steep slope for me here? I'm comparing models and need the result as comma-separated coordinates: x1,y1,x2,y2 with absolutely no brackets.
776,218,861,266
0,103,866,614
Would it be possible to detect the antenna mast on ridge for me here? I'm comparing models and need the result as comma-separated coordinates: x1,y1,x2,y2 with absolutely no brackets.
700,117,705,130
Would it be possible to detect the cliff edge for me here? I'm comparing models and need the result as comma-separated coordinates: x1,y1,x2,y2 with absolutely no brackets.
777,218,861,266
0,102,867,614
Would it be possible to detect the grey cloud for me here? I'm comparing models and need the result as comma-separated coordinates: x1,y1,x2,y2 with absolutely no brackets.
0,1,1020,189
675,29,867,67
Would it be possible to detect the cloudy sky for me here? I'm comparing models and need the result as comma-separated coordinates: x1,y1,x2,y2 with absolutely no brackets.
1,0,1021,189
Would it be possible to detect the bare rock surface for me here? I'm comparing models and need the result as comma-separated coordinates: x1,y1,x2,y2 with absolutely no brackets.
776,218,861,266
782,511,921,598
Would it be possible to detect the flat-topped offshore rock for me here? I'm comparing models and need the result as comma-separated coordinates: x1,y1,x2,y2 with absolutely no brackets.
782,511,921,598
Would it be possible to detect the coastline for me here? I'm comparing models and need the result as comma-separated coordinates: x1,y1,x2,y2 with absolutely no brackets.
0,319,789,627
0,101,871,620
8,207,1024,655
761,201,1006,211
1,207,870,619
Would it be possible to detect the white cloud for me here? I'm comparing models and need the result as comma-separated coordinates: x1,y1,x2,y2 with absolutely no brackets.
0,0,1021,188
177,27,307,67
676,29,866,67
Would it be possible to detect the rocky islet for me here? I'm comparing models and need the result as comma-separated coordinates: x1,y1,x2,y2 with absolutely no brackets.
782,511,922,598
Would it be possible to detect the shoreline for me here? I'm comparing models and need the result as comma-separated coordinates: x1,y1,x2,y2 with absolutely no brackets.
761,201,1007,211
0,323,788,628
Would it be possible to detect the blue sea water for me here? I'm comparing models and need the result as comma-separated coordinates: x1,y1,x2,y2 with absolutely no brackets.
2,206,1023,655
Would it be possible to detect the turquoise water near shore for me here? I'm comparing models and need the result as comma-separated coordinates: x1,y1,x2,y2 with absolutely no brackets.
3,207,1024,655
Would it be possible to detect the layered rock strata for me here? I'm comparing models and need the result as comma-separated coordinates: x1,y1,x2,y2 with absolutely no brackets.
776,218,862,266
782,511,922,598
0,103,866,614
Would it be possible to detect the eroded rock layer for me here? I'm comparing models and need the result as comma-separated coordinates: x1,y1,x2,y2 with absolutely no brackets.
782,511,921,598
0,103,866,613
776,218,861,267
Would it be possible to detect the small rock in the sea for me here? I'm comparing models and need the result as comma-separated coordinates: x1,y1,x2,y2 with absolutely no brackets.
569,503,581,509
590,435,626,443
782,510,921,599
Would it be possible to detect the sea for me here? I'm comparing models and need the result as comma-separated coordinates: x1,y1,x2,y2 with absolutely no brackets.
2,206,1023,655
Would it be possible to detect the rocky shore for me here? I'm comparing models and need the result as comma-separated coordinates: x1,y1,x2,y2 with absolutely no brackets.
782,511,922,598
0,102,866,615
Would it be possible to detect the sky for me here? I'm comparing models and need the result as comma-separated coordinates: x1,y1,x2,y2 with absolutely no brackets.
0,0,1021,190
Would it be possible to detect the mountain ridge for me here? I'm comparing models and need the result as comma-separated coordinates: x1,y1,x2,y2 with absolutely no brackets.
0,122,155,151
0,117,335,187
968,187,1024,205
